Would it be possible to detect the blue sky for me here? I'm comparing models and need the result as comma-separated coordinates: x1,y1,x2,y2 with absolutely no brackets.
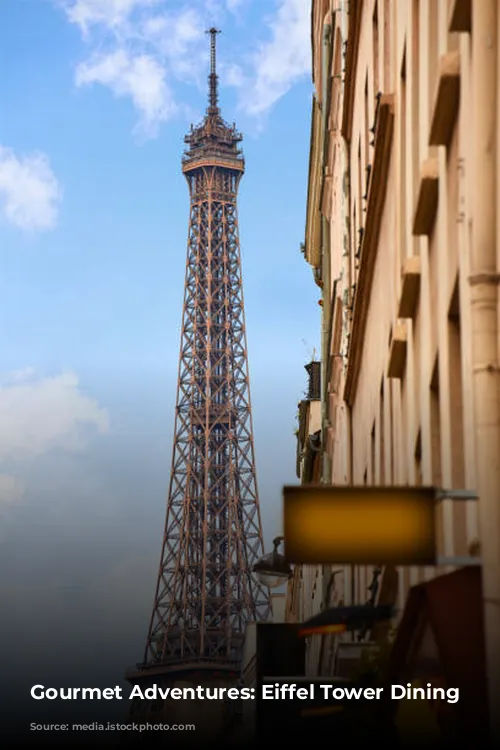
0,0,318,718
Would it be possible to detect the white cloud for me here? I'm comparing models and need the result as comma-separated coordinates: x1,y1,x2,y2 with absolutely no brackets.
63,0,159,35
0,369,109,462
3,367,36,384
66,2,204,134
0,474,24,507
0,145,62,232
58,0,311,135
220,61,245,88
76,50,177,136
141,8,202,55
225,0,244,12
138,8,205,81
243,0,311,116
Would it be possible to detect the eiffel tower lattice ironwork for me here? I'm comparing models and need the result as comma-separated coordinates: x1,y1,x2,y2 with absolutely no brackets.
137,28,270,678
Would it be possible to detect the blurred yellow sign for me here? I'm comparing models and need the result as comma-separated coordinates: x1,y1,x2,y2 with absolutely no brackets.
283,485,436,565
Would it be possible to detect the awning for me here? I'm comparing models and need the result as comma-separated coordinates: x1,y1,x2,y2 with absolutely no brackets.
299,603,394,636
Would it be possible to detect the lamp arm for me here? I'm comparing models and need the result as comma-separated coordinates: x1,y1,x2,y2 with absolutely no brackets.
272,536,285,550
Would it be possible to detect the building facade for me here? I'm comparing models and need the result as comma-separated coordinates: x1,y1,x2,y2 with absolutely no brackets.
286,360,324,674
290,0,499,737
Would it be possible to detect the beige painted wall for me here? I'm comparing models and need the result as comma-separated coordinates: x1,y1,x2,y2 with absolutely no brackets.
295,0,498,678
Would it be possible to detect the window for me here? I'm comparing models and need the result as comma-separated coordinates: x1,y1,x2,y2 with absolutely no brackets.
448,281,467,555
430,358,442,486
410,0,420,259
379,380,385,483
448,280,465,489
430,358,443,553
428,0,438,147
383,0,391,91
373,1,380,94
364,76,370,169
388,380,395,483
414,430,423,486
400,48,407,264
371,421,376,484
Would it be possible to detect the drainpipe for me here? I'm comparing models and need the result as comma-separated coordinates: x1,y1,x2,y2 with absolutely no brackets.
320,17,332,485
342,137,353,486
338,1,354,610
471,1,500,740
334,1,353,487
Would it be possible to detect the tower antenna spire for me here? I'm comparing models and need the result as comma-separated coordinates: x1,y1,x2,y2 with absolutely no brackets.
206,27,221,113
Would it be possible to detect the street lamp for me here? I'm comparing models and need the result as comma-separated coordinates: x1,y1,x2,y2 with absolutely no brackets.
252,536,293,588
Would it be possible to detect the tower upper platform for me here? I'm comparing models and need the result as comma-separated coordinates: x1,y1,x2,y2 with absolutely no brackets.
182,28,244,175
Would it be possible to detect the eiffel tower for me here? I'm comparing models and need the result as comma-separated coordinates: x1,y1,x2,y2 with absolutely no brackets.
125,30,269,728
